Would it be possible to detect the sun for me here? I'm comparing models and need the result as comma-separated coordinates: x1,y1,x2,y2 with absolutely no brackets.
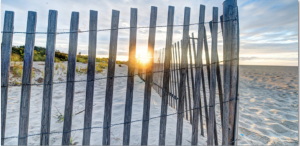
136,50,150,65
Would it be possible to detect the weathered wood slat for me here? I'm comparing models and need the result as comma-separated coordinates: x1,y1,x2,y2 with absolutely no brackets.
178,40,189,121
141,6,157,145
174,42,180,109
123,8,138,145
185,61,192,124
228,5,238,145
208,21,219,146
192,5,205,145
233,7,240,146
82,10,98,145
62,12,79,145
40,10,58,145
102,10,120,145
207,7,218,145
188,39,195,124
159,6,174,145
222,1,235,144
191,33,204,137
1,11,14,145
175,7,190,145
171,46,176,108
172,45,178,109
18,11,37,145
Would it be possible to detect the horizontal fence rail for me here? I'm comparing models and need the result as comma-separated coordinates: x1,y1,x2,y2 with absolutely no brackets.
1,0,239,145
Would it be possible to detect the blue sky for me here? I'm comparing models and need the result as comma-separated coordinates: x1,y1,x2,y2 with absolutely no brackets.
1,0,298,66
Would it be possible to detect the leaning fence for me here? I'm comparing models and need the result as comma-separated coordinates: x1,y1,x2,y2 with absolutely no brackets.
1,0,239,145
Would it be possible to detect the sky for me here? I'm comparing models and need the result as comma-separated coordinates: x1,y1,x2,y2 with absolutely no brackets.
1,0,298,66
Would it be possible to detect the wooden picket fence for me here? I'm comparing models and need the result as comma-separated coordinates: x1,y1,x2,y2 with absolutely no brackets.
1,0,239,145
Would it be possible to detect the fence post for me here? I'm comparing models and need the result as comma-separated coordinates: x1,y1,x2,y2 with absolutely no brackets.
228,3,238,145
191,33,204,137
158,6,174,145
102,10,120,145
1,11,14,145
82,10,98,145
233,7,240,146
40,10,57,145
175,7,190,145
207,7,218,145
18,11,37,145
123,8,138,145
222,0,239,144
62,12,79,145
192,5,205,145
141,6,157,145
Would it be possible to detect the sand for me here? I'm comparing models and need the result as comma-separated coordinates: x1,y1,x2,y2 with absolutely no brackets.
3,62,299,145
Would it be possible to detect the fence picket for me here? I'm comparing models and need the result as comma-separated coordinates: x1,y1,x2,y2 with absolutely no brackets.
141,6,157,145
18,11,37,145
40,10,57,145
123,8,138,145
102,10,120,145
191,33,204,137
222,1,233,144
192,5,205,144
62,12,79,145
158,6,174,145
186,61,192,123
234,7,240,146
174,43,180,110
1,11,14,145
175,7,190,145
228,5,238,145
82,10,98,145
208,21,219,146
209,20,224,130
207,7,218,145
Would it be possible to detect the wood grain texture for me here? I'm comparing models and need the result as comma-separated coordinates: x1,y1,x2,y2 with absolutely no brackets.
192,5,205,145
207,7,218,145
228,5,238,145
186,62,192,124
222,1,237,144
62,12,79,145
191,33,204,137
123,8,137,145
141,6,157,145
159,6,174,145
1,11,14,145
102,10,120,145
40,10,57,145
208,21,219,146
175,7,190,145
188,39,195,124
171,46,177,108
174,42,180,110
233,7,240,146
18,11,37,145
82,10,98,145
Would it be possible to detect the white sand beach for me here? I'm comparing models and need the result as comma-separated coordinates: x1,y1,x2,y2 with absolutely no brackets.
3,62,298,145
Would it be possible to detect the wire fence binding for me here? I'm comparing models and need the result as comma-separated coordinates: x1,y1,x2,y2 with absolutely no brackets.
1,97,238,142
1,19,237,34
